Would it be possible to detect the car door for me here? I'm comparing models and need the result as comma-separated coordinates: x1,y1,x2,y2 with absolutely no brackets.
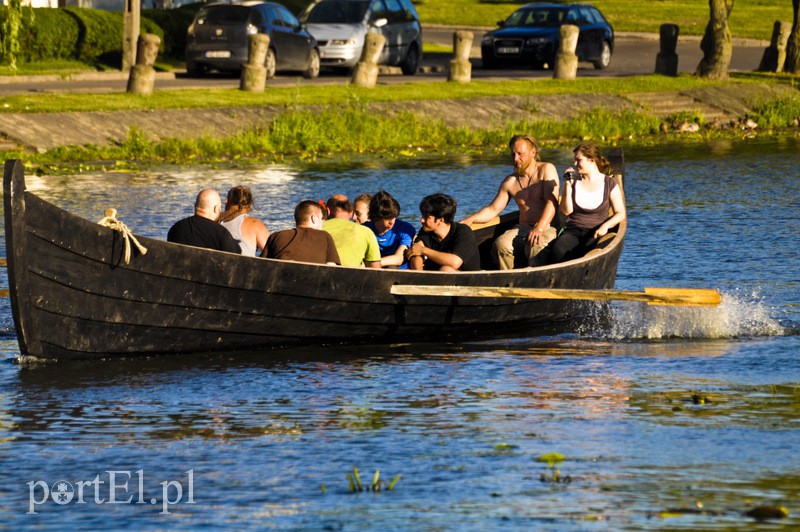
383,0,407,64
265,5,293,69
276,5,313,69
564,7,589,59
368,0,394,64
578,6,602,60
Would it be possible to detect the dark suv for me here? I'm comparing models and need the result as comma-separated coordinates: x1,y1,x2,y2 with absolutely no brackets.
186,1,320,79
481,2,613,70
300,0,423,74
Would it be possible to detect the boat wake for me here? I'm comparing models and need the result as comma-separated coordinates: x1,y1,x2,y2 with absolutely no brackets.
581,289,787,340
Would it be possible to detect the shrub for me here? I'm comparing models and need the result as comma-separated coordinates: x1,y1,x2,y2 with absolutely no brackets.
0,6,167,67
143,4,199,60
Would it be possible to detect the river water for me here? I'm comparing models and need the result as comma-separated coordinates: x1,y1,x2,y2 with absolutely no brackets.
1,138,799,530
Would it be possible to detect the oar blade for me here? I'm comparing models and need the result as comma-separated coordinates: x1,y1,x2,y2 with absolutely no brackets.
643,287,722,307
390,285,722,307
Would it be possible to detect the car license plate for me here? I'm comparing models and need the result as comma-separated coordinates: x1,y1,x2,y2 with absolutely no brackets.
205,51,231,59
497,46,520,55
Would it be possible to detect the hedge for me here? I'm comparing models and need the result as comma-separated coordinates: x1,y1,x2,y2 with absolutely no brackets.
0,1,317,67
0,6,167,67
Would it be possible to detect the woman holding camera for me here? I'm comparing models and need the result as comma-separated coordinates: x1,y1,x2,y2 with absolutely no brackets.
539,142,626,265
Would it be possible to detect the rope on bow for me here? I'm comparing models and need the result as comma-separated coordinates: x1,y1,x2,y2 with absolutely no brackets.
97,208,148,265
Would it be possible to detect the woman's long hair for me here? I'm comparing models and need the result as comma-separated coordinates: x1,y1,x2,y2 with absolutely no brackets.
218,185,254,223
574,142,612,176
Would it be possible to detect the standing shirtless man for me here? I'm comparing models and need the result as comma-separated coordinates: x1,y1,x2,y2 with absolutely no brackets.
461,134,560,269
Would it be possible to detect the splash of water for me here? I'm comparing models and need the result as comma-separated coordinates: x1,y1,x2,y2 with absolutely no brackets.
583,290,785,340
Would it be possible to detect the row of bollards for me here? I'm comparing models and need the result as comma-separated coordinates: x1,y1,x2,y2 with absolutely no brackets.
127,20,792,95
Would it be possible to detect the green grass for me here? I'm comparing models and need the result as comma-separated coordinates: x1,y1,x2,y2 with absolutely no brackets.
11,87,800,173
1,73,782,114
419,0,793,40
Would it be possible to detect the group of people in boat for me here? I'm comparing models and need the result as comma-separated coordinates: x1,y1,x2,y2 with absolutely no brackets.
166,137,626,271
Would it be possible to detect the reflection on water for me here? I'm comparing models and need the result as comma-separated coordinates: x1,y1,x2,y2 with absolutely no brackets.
0,140,799,529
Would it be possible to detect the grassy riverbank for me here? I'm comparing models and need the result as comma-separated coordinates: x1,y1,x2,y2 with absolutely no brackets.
0,75,753,113
6,73,798,174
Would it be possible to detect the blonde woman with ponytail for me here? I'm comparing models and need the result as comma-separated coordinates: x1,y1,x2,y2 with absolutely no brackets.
219,185,270,257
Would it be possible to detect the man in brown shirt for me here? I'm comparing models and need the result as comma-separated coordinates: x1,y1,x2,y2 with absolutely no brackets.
262,200,340,265
461,134,560,269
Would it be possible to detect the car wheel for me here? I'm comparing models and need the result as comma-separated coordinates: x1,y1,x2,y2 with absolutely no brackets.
186,60,206,78
400,44,420,75
593,41,611,70
265,48,277,79
303,49,320,79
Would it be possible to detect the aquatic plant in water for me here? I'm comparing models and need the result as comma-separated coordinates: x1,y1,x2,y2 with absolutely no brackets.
319,466,401,494
538,452,571,483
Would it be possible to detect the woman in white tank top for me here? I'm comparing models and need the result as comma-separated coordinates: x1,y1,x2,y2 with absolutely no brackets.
218,186,270,257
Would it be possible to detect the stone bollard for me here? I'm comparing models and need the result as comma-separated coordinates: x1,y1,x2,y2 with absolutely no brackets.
553,25,579,80
447,30,473,82
126,33,161,95
758,21,791,72
351,32,386,88
655,24,680,76
240,34,270,92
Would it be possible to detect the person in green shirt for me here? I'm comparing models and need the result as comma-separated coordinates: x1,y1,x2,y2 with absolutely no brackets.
322,194,382,268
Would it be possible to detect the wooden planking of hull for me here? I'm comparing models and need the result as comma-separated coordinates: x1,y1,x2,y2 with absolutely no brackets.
3,155,626,360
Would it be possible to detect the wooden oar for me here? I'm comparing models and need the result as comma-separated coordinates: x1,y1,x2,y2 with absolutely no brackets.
390,285,722,307
0,257,6,267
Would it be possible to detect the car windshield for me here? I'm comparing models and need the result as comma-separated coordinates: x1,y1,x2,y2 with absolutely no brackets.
504,8,565,28
305,0,371,24
196,5,251,25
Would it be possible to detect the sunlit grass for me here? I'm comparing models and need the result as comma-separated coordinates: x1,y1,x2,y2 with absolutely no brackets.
419,0,792,40
0,74,774,114
15,93,799,173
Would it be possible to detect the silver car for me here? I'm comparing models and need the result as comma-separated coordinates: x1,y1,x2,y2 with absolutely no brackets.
300,0,422,74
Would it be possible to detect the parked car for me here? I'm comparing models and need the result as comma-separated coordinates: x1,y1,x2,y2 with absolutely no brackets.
481,2,613,70
300,0,422,74
186,1,320,79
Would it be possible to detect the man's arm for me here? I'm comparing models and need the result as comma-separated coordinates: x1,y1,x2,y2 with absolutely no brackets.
363,230,383,269
528,164,560,247
381,245,408,267
324,233,341,265
461,177,513,226
421,247,463,271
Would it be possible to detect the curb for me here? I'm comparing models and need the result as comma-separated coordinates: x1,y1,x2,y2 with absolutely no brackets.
0,70,178,85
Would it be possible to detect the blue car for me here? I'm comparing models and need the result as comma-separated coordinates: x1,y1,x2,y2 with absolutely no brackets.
481,2,613,70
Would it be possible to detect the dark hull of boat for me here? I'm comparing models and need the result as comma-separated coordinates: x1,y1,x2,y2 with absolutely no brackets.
4,159,626,360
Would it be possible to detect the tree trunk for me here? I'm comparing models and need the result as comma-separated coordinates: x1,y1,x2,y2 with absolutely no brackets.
695,0,735,79
785,0,800,72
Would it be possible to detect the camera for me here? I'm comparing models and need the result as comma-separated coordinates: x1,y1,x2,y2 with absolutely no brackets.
564,171,582,182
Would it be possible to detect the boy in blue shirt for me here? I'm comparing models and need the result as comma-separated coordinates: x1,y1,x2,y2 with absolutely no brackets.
363,190,416,269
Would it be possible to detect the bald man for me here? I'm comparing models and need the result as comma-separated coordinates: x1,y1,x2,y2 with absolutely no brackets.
167,189,241,253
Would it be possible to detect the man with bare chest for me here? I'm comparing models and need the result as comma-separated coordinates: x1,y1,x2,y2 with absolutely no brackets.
462,134,560,269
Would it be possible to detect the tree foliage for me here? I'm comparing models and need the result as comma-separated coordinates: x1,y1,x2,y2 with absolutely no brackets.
0,0,33,71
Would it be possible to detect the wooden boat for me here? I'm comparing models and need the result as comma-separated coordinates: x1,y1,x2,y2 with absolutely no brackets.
3,152,626,360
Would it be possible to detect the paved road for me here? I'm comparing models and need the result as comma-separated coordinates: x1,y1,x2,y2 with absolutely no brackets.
0,29,767,96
